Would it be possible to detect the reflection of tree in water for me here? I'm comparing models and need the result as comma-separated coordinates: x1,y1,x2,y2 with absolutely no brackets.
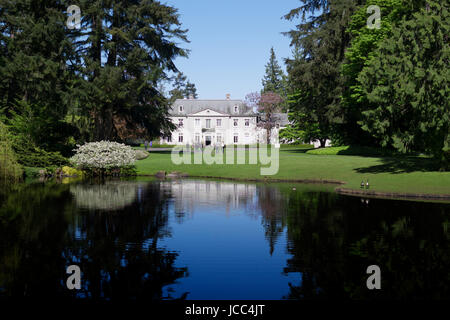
70,181,141,210
282,191,450,300
0,182,72,297
256,185,287,255
282,191,345,299
0,181,188,300
64,182,188,300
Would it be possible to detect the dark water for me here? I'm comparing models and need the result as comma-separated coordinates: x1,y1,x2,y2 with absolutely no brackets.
0,179,449,301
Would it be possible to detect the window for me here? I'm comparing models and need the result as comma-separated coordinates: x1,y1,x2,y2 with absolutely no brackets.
216,119,222,127
245,119,249,126
217,134,222,143
195,118,200,127
233,119,238,127
206,119,211,128
234,134,238,143
234,106,239,113
195,133,200,143
179,105,184,112
178,118,184,127
178,133,183,143
276,123,280,129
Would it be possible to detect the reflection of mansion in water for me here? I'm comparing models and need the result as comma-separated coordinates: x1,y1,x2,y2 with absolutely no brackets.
160,180,258,216
160,95,289,146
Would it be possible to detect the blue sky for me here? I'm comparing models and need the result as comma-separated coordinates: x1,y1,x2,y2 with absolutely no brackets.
164,0,301,100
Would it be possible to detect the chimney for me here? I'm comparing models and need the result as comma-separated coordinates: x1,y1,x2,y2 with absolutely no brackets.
226,94,230,100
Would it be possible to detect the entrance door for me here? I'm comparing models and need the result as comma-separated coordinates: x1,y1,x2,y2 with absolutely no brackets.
205,136,212,146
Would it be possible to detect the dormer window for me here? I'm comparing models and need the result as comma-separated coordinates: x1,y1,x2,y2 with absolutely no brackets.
179,105,184,112
234,106,239,113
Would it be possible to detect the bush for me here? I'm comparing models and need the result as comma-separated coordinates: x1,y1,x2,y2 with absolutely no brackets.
306,145,399,157
13,142,69,167
23,167,45,178
70,141,137,176
62,166,84,177
0,121,23,181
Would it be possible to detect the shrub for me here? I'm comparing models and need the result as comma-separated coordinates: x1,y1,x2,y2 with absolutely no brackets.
70,141,137,176
0,121,23,181
62,166,84,177
23,167,45,178
306,145,400,157
12,142,69,167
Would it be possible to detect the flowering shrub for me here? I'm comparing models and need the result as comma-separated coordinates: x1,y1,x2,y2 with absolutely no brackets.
62,166,84,177
70,141,137,175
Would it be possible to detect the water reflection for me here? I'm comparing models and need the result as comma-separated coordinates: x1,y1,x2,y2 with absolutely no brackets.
0,179,449,300
0,180,188,300
69,181,143,210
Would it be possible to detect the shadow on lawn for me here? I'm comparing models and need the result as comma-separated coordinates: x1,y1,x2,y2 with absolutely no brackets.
354,156,440,174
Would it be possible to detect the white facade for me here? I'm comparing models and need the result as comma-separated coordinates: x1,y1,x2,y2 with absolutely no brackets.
161,98,287,146
164,109,258,146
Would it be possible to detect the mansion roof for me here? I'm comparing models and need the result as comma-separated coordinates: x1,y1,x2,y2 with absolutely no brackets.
170,99,256,117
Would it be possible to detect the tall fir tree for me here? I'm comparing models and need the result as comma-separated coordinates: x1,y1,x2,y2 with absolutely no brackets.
358,1,449,168
70,0,189,141
169,72,198,101
340,0,428,146
284,0,363,147
0,0,77,152
262,47,286,94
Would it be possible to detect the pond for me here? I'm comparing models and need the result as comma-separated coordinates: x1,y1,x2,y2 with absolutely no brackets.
0,178,449,300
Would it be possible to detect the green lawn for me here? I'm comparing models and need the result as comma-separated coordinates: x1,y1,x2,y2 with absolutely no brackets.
135,147,450,196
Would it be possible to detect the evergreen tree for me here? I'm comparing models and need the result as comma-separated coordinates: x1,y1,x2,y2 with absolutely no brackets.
169,72,198,101
0,0,77,152
359,1,449,168
341,0,427,146
184,81,198,99
284,0,363,147
262,47,286,95
71,0,189,141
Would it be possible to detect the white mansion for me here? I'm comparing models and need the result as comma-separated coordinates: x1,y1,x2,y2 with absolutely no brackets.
160,95,289,146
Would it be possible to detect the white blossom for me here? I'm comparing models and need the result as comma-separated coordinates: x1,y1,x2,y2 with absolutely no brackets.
70,141,136,169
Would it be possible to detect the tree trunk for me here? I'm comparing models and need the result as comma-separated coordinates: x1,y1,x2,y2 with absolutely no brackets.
320,138,326,148
94,108,115,141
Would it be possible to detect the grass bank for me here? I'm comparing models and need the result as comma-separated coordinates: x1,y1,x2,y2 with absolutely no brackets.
135,147,450,197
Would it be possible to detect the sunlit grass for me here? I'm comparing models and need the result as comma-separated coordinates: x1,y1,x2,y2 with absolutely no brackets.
135,147,450,195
